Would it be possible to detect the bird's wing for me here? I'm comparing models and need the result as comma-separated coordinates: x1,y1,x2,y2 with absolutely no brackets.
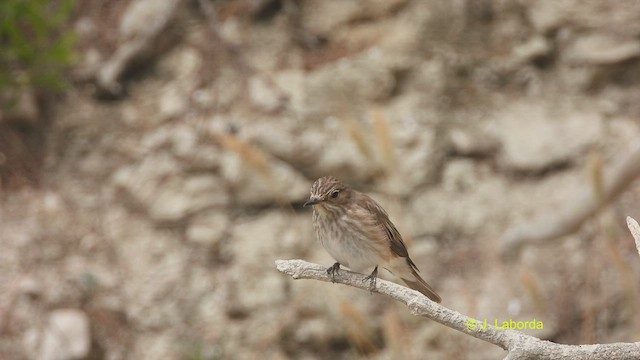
358,192,420,271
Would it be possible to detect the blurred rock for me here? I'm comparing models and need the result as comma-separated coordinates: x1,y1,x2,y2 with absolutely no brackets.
187,210,229,245
231,212,311,270
97,0,184,95
157,47,202,121
409,164,508,237
191,88,215,110
229,212,310,312
303,0,408,35
167,124,200,159
564,34,640,65
409,60,448,98
442,159,480,193
17,276,43,298
292,317,333,347
113,154,228,222
119,0,182,39
249,76,287,112
557,63,599,91
489,101,602,172
158,86,187,121
1,89,39,126
526,1,566,34
296,116,380,183
447,125,498,157
25,309,91,360
513,36,552,64
527,0,640,38
129,332,178,360
302,56,396,117
381,118,441,195
302,0,363,35
272,70,306,115
217,145,309,206
113,217,192,329
150,174,225,221
241,116,312,169
140,124,221,170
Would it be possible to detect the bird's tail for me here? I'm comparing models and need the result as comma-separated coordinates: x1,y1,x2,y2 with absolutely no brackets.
388,257,441,303
394,259,441,303
401,272,441,303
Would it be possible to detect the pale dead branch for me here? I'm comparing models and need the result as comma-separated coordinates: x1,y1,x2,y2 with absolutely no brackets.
275,259,640,359
626,216,640,257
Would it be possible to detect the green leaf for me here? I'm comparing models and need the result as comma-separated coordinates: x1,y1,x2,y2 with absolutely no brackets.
0,0,77,98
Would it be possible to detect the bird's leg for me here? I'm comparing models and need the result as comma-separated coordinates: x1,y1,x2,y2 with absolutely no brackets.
327,262,341,283
363,266,378,293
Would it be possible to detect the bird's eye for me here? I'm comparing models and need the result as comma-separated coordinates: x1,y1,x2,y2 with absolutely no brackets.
330,190,340,199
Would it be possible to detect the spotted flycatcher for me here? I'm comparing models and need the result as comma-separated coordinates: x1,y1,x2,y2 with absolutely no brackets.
304,176,441,303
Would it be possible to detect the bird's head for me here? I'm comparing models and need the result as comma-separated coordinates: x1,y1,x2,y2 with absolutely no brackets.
304,176,350,210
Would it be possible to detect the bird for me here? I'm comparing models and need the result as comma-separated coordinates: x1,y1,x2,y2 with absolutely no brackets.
303,175,441,303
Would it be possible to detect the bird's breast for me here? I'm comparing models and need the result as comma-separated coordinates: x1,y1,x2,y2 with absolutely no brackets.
312,209,386,272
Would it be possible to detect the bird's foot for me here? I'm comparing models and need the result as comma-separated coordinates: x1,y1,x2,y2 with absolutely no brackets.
327,262,341,283
363,266,378,293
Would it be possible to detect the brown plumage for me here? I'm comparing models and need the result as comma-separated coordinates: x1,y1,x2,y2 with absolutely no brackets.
304,176,441,303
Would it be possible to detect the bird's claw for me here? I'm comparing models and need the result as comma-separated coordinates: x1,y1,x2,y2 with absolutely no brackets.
363,266,378,294
327,262,340,283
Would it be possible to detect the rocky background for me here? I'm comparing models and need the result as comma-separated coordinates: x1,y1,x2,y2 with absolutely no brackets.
2,0,640,359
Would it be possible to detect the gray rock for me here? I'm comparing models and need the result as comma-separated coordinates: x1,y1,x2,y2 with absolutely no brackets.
241,116,310,168
526,1,566,34
186,210,229,246
97,0,184,94
25,309,91,360
513,36,552,64
447,126,499,157
1,88,39,125
442,159,482,193
302,0,364,35
302,56,396,118
409,164,508,237
149,174,227,221
248,76,287,112
379,117,440,195
272,70,307,116
114,217,192,329
489,100,602,172
303,0,409,35
157,86,188,121
528,1,640,38
564,33,640,65
217,144,310,206
119,0,182,39
17,275,43,298
128,332,178,359
156,47,202,121
112,154,228,222
296,116,381,183
229,212,311,311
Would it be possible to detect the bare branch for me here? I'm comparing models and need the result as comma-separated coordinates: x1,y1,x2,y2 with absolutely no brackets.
276,259,640,359
502,142,640,257
627,216,640,257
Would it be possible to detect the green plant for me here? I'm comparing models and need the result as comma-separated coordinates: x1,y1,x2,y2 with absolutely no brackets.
0,0,76,106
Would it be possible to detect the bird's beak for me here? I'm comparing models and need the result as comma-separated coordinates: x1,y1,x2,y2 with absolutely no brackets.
303,197,320,207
